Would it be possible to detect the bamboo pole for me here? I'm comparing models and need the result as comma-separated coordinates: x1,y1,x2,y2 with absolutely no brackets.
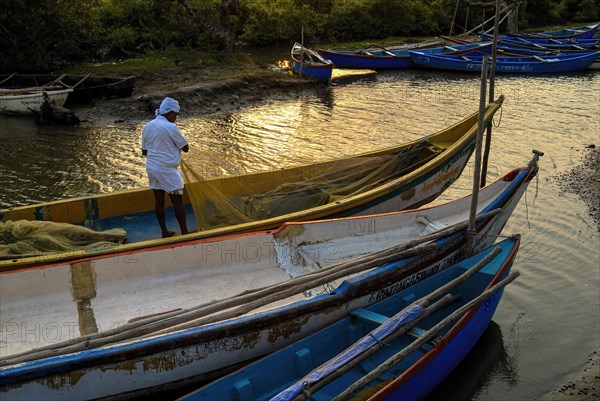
300,26,304,78
481,0,502,188
466,55,489,256
333,270,521,401
457,4,514,37
449,0,461,36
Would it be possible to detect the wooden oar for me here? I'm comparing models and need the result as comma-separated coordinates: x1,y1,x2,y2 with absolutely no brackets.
333,270,521,401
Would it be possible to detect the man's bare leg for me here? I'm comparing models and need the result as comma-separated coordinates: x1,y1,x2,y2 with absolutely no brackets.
153,189,175,237
169,192,189,235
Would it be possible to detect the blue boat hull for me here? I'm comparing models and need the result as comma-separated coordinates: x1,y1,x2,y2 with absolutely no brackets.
318,43,493,70
291,59,333,82
318,49,414,69
409,50,600,73
503,23,599,40
371,274,508,400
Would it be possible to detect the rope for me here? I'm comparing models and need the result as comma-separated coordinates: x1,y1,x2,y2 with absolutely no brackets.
301,382,312,398
492,104,503,128
368,333,386,349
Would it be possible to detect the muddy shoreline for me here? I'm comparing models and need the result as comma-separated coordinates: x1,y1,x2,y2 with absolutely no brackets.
548,146,600,400
71,68,325,125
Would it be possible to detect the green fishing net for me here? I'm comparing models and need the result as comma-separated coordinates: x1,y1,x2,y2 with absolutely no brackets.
0,220,127,258
181,140,434,232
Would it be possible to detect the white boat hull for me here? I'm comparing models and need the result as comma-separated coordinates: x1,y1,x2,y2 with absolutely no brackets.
0,89,72,114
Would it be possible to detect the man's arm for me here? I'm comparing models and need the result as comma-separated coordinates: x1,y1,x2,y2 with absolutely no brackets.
142,149,147,156
181,144,189,153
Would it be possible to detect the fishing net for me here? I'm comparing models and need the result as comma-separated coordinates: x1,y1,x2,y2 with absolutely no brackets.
0,220,127,258
181,140,434,232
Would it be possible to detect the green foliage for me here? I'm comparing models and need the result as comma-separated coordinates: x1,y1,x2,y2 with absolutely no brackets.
576,0,600,21
0,0,598,73
238,0,325,44
325,0,442,41
97,0,213,53
0,0,104,72
521,0,600,26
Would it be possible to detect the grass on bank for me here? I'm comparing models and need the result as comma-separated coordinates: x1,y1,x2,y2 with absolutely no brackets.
63,35,435,79
63,21,597,79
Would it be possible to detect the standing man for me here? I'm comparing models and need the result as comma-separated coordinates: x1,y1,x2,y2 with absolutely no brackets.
141,97,190,238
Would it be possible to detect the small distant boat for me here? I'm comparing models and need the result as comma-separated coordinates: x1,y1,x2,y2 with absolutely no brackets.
0,73,135,105
290,42,334,82
502,23,599,40
178,236,521,401
318,43,493,70
0,88,73,115
409,50,600,73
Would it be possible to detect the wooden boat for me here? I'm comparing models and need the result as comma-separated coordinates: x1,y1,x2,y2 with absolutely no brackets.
0,73,135,105
318,43,492,70
0,88,73,114
179,236,520,401
481,34,600,50
290,42,334,82
443,35,600,70
0,155,540,400
409,50,600,73
502,23,599,40
0,98,504,270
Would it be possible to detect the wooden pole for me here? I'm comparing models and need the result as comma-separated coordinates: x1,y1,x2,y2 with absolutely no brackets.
449,0,461,36
457,4,514,37
300,26,304,78
481,0,502,188
466,55,489,256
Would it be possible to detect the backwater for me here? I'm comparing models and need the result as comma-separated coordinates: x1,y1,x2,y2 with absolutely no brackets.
0,68,598,400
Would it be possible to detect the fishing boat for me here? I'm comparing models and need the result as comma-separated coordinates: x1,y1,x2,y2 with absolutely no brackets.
442,35,600,69
409,50,599,73
501,23,599,40
481,34,600,50
0,88,73,115
0,98,504,270
0,154,541,400
290,42,334,82
179,236,520,401
0,73,135,105
318,42,492,70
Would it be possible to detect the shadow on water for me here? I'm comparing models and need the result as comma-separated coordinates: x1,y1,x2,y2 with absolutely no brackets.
423,321,517,401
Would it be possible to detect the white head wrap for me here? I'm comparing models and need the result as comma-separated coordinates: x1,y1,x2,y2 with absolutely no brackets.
155,97,180,116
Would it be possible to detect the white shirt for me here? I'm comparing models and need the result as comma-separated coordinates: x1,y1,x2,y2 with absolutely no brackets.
141,115,188,170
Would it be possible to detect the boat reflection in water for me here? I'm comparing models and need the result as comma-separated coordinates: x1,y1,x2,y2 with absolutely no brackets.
423,321,518,401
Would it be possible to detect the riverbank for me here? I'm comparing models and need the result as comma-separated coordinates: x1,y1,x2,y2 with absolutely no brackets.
548,146,599,400
71,65,326,125
551,351,600,400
